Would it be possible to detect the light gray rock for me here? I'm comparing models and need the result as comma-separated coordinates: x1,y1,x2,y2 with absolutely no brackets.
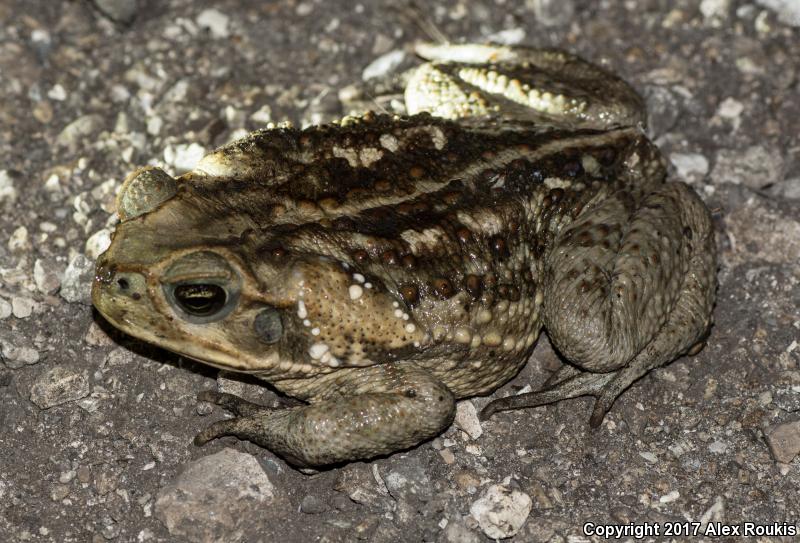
93,0,138,25
0,339,40,368
155,448,275,543
0,169,19,205
765,420,800,463
384,458,432,503
454,400,483,440
0,298,11,320
85,229,112,260
57,114,105,148
470,482,532,539
711,145,784,189
334,464,395,513
60,254,94,305
30,366,90,408
670,152,710,184
444,521,481,543
34,259,62,295
11,297,35,319
700,0,732,22
526,0,575,26
756,0,800,27
766,177,800,200
299,494,328,514
7,225,30,252
163,142,206,174
196,9,230,39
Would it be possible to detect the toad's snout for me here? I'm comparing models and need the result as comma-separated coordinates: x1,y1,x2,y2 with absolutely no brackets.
91,259,150,321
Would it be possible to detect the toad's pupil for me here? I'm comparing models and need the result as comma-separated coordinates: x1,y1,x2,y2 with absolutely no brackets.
174,284,227,316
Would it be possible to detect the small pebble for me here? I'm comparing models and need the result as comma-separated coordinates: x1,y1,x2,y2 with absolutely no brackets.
12,297,35,319
708,440,728,454
0,340,40,368
50,485,70,502
0,169,19,204
60,254,95,305
34,259,62,295
8,226,30,252
57,114,104,148
755,0,800,27
670,152,709,183
163,143,206,173
30,366,90,409
300,494,328,514
438,448,456,464
765,420,800,463
93,0,139,24
0,298,11,320
196,8,230,38
85,229,112,260
454,400,483,440
470,482,532,539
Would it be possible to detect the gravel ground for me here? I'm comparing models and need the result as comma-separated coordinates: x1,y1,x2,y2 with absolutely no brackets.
1,1,799,542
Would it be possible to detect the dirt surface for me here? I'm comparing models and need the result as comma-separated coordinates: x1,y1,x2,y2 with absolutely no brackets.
1,1,799,542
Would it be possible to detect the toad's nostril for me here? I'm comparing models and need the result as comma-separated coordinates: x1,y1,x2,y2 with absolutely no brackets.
117,278,130,290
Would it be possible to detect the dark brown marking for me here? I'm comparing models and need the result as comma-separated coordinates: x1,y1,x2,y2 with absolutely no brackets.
563,160,583,177
576,231,594,247
549,188,564,204
490,236,510,259
597,147,617,166
400,284,419,306
465,274,483,298
432,278,455,299
380,250,398,265
401,254,417,269
442,192,460,205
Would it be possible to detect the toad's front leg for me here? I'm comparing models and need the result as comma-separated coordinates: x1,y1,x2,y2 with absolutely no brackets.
195,365,455,468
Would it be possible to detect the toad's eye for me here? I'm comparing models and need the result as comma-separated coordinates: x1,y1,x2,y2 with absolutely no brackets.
162,251,241,324
173,284,227,316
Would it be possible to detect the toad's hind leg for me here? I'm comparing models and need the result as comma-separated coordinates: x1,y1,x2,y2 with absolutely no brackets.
482,182,716,425
406,42,646,129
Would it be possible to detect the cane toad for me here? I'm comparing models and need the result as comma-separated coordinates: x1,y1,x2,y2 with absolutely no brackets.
93,44,717,467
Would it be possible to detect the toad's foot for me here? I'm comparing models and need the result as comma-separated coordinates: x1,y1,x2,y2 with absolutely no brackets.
480,365,615,425
194,365,455,468
481,332,711,426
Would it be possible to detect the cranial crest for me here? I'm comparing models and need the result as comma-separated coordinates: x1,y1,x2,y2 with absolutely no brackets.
116,166,178,221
